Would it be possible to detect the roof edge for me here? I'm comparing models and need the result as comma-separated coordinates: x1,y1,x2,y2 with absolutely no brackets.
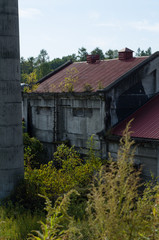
98,51,159,93
37,59,73,84
105,134,159,144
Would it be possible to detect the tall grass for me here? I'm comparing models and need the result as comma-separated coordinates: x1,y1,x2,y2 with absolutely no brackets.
0,203,44,240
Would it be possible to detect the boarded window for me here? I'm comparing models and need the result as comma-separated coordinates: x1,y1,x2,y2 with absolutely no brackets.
73,108,92,118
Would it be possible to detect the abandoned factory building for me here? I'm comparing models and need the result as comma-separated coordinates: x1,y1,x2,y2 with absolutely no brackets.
22,48,159,178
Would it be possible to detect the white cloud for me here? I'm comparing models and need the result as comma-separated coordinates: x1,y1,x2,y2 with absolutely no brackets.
19,8,42,19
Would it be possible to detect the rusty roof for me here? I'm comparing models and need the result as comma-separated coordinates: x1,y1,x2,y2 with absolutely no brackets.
112,94,159,140
36,56,148,93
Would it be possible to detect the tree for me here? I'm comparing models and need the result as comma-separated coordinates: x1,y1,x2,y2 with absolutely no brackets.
136,47,152,56
34,49,52,79
105,49,118,59
77,47,88,61
20,56,36,82
23,70,39,92
91,47,105,60
35,49,50,65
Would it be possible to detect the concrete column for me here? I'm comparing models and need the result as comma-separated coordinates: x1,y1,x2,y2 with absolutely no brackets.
157,146,159,178
0,0,23,198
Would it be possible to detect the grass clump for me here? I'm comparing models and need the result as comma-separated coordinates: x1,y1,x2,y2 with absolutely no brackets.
0,203,44,240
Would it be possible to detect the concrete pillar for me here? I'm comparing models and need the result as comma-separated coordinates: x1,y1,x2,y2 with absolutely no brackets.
157,146,159,178
0,0,23,198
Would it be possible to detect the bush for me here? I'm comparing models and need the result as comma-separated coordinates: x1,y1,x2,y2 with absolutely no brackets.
13,136,102,211
23,132,45,168
24,142,101,200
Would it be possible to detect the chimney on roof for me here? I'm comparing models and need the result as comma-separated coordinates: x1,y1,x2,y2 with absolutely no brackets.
118,48,133,60
87,54,100,64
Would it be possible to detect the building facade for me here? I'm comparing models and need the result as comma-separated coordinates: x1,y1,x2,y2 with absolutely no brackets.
23,49,159,177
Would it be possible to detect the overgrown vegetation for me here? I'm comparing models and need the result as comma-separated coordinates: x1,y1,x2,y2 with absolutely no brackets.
59,67,79,92
28,122,159,240
1,122,159,239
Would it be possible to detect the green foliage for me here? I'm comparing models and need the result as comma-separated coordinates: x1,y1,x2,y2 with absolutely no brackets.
0,202,44,240
59,67,79,92
12,134,101,212
23,132,44,168
21,56,36,82
6,122,159,239
91,47,105,60
97,81,104,90
105,49,118,59
21,50,77,85
77,47,88,61
23,70,39,93
28,121,159,240
136,47,152,56
24,142,101,201
83,83,93,92
9,132,46,210
69,121,159,240
28,190,80,240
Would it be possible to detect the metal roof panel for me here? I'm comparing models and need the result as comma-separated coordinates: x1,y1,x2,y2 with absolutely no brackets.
36,57,148,93
112,94,159,140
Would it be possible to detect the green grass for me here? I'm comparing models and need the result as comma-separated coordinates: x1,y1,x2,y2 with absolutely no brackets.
0,203,45,240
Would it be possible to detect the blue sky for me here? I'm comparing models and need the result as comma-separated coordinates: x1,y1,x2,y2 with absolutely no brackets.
19,0,159,60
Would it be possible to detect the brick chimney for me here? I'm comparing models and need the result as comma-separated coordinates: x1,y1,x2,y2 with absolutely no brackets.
87,55,100,64
118,48,133,60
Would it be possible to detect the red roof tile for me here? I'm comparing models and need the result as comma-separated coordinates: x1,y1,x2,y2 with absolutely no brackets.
112,94,159,140
36,57,148,93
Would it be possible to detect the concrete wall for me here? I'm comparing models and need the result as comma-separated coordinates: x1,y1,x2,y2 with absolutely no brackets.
0,0,23,198
107,140,159,178
22,92,105,159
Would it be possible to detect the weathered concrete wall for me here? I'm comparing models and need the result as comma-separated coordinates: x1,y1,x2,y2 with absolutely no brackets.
22,92,105,159
107,140,158,178
0,0,23,198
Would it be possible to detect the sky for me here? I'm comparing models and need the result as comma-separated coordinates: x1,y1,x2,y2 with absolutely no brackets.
19,0,159,60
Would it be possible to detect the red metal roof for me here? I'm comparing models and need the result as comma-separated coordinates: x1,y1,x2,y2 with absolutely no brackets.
36,56,148,93
112,94,159,140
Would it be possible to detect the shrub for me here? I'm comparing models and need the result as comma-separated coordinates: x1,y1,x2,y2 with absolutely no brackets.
24,142,101,200
23,132,45,168
83,83,93,92
28,190,80,240
59,67,79,92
